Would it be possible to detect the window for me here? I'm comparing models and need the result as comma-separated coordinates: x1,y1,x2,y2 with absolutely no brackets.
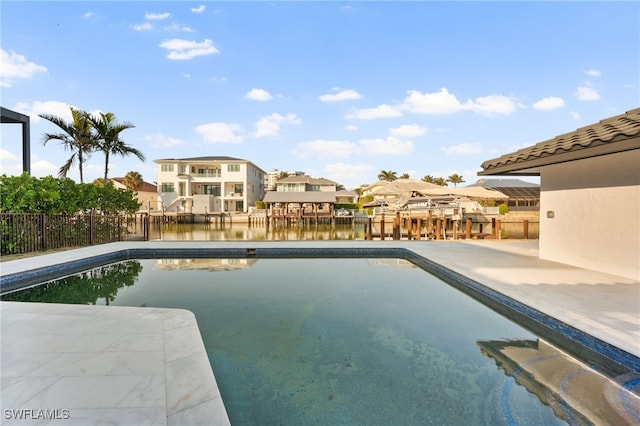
202,185,221,196
161,182,175,192
179,165,187,174
310,185,320,191
234,184,244,194
161,164,174,172
227,164,240,172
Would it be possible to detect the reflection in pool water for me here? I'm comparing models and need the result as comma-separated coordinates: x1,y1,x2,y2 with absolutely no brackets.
3,258,639,425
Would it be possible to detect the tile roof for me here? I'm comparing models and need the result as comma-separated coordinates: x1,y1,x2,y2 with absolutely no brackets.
111,178,157,193
276,175,338,185
480,107,640,176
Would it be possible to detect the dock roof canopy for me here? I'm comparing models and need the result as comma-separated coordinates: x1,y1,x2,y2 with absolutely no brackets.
263,191,336,204
479,107,640,176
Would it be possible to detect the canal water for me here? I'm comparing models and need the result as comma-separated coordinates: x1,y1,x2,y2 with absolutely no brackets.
131,222,369,241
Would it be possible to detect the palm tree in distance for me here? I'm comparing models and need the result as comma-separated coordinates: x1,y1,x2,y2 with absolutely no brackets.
377,170,398,181
123,171,144,194
89,112,144,184
40,107,95,183
447,173,465,187
399,173,410,179
422,175,435,184
434,177,448,186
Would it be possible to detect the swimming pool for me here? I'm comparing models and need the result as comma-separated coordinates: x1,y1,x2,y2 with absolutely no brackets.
3,255,639,425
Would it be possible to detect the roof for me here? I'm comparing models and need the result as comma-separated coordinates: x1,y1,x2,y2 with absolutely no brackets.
111,178,157,193
467,178,539,188
154,156,249,163
368,179,442,196
366,178,507,199
263,191,337,203
480,107,640,176
276,175,338,185
467,178,539,198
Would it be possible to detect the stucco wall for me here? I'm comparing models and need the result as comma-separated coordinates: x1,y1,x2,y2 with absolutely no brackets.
539,149,640,280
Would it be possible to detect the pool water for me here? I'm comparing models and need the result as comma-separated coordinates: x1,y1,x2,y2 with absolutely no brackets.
3,258,637,425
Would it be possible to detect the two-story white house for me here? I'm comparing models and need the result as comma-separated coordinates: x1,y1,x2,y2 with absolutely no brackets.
154,156,265,214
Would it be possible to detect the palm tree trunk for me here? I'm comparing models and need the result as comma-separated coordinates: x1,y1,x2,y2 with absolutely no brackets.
103,152,110,184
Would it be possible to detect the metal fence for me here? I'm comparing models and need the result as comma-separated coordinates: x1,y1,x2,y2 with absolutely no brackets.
0,213,133,256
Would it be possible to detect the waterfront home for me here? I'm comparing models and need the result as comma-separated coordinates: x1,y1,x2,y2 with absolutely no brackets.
154,156,265,214
110,178,158,212
479,107,640,280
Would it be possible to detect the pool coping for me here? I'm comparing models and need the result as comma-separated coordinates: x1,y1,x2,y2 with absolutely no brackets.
1,240,639,425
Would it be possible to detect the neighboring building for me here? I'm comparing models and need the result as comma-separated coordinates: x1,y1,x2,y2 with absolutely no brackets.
265,170,283,191
110,178,158,212
275,175,338,192
467,178,540,210
154,156,265,213
479,107,640,280
263,175,358,216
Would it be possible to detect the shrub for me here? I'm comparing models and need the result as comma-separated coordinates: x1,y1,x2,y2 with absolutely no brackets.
498,203,509,215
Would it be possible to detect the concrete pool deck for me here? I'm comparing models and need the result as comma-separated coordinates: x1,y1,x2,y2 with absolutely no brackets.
1,240,639,425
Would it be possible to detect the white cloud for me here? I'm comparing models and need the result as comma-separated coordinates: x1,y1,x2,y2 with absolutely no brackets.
403,88,516,116
245,88,273,101
358,137,413,155
346,104,402,120
575,86,600,101
145,12,171,20
585,69,601,77
440,142,483,155
131,22,153,31
191,5,206,13
0,148,17,161
83,12,95,19
469,95,516,116
323,162,373,188
1,151,59,178
532,96,565,111
292,140,355,159
389,124,427,138
13,100,75,121
144,133,185,148
164,23,195,33
344,124,358,131
159,39,219,60
570,111,581,120
254,113,300,138
195,122,244,144
319,89,362,102
403,88,465,114
1,49,48,87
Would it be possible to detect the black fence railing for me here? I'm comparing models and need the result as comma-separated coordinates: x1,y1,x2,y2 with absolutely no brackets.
0,213,134,256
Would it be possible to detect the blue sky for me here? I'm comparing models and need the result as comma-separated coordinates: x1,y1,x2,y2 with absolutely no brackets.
1,1,638,189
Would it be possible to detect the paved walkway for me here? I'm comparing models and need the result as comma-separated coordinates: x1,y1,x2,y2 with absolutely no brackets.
1,240,639,425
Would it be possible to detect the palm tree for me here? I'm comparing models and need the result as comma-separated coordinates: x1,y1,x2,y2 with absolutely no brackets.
422,175,435,184
377,170,398,181
89,112,144,184
399,173,410,179
40,107,95,183
434,177,448,186
447,173,465,187
123,171,144,194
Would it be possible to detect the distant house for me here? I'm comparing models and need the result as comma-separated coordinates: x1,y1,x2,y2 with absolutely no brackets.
480,107,640,280
154,156,265,214
110,178,158,212
467,178,540,210
263,175,358,217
